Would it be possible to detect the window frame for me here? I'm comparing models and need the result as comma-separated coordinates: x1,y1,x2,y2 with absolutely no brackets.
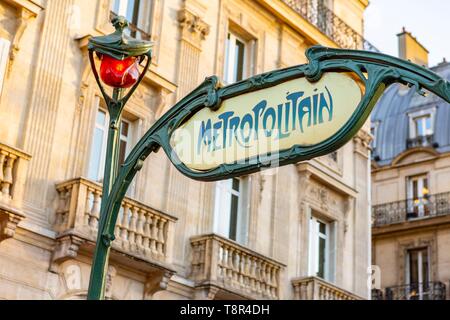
110,0,153,40
308,215,331,280
213,177,250,245
406,174,430,218
88,100,135,183
405,247,431,300
223,30,256,85
408,108,436,139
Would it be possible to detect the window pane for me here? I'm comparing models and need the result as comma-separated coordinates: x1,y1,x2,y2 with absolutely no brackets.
425,116,432,131
415,118,424,136
422,249,429,284
235,39,245,82
88,127,105,180
318,237,326,278
119,140,127,165
413,180,418,199
96,110,106,125
229,194,239,241
121,121,129,137
232,178,240,192
319,221,326,235
409,250,419,284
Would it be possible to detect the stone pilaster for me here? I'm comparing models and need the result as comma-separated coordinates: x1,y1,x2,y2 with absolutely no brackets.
166,1,209,269
352,129,372,298
176,3,210,100
21,0,74,222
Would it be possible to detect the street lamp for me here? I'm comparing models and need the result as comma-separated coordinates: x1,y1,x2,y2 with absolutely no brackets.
86,15,153,300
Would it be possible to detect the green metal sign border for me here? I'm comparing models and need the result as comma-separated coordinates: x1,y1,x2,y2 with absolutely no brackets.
97,44,450,263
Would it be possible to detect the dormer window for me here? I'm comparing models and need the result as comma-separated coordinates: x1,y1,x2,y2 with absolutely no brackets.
407,108,436,148
413,115,432,138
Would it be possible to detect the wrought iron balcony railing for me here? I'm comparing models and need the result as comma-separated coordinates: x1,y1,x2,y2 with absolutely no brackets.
110,11,151,41
385,282,446,300
371,289,383,300
372,192,450,227
282,0,379,52
407,134,436,149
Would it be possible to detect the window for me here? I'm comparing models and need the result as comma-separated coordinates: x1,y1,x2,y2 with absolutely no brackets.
0,38,11,97
408,109,435,140
406,248,430,300
370,122,379,150
213,177,249,244
224,31,254,84
111,0,150,39
413,115,432,137
309,215,331,280
88,107,133,182
407,175,430,218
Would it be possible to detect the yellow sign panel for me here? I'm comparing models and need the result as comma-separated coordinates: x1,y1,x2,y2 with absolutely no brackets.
171,72,362,171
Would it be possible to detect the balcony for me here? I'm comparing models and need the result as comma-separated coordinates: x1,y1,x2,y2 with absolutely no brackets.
407,134,436,149
372,192,450,227
0,142,31,242
190,234,284,300
282,0,379,51
292,276,363,300
53,178,177,295
385,282,446,300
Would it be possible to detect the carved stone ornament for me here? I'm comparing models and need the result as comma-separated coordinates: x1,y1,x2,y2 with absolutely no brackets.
177,8,210,49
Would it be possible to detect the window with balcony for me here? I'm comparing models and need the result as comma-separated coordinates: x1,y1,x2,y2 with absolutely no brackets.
223,31,255,84
308,215,333,280
213,177,249,244
406,174,430,219
88,106,134,183
111,0,151,40
406,248,430,300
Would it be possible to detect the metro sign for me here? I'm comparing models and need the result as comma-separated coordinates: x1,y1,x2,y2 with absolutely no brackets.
171,72,361,171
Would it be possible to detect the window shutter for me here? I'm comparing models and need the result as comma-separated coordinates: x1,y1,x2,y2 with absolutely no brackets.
0,38,11,96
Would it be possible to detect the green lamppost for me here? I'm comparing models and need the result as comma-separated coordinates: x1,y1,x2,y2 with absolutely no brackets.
86,16,153,300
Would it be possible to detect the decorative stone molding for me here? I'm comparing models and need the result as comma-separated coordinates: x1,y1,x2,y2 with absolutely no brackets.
7,6,36,73
0,207,25,241
144,270,175,299
177,8,210,50
50,234,85,272
353,129,373,158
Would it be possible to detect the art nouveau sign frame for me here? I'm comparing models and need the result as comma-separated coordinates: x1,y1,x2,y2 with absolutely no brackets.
89,44,450,299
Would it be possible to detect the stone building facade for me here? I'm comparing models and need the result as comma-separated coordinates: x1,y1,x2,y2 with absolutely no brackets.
0,0,372,300
371,31,450,300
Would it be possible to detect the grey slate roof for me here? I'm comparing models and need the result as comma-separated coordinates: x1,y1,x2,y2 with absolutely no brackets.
371,61,450,167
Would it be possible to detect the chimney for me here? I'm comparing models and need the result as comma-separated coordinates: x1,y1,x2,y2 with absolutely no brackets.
397,27,429,67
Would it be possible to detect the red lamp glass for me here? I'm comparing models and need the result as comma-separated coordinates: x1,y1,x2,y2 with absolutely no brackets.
99,54,140,88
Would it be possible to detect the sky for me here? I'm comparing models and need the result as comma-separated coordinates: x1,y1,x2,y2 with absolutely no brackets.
364,0,450,67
